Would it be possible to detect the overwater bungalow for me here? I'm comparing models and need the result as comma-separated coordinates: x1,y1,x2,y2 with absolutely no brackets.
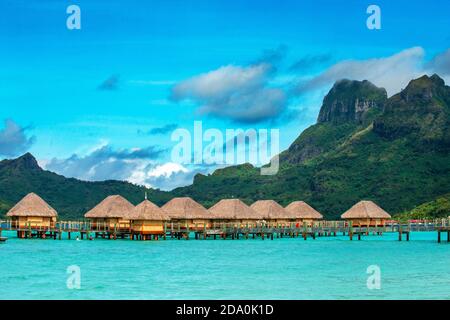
250,200,291,225
285,201,324,226
129,199,170,240
84,195,135,231
341,200,391,227
161,197,210,230
6,193,57,233
209,199,262,225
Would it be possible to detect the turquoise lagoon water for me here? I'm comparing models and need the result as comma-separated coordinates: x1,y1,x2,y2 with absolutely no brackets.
0,231,448,300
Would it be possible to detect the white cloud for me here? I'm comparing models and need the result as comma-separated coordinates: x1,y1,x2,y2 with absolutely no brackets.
128,162,194,190
147,162,188,178
128,162,214,191
44,143,215,191
0,119,35,157
172,64,270,100
426,48,450,77
171,63,287,123
127,162,189,187
296,47,426,96
45,144,167,182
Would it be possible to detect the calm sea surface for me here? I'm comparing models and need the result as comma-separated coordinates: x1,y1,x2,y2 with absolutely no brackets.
0,231,448,300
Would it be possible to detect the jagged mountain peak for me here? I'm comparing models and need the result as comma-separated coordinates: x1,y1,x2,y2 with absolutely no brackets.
0,152,42,171
371,74,450,149
317,79,387,124
406,73,445,89
398,74,448,103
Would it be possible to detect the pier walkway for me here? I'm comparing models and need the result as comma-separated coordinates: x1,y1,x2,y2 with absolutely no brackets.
1,219,449,243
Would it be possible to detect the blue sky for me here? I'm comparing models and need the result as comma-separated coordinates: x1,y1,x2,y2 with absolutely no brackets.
0,0,449,189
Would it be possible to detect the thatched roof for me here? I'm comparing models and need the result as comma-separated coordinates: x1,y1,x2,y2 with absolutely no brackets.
341,200,391,219
250,200,290,219
285,201,323,219
6,193,57,217
129,200,170,221
85,195,134,219
161,197,210,219
209,199,261,220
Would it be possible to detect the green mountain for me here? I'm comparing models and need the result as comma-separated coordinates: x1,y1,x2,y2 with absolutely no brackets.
172,75,450,218
1,74,449,220
397,193,450,220
0,153,171,219
281,79,388,164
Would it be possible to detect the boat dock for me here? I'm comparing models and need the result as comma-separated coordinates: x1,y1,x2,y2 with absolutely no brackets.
1,219,449,243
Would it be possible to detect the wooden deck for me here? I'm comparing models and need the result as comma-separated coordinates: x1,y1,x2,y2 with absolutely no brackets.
0,219,449,243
